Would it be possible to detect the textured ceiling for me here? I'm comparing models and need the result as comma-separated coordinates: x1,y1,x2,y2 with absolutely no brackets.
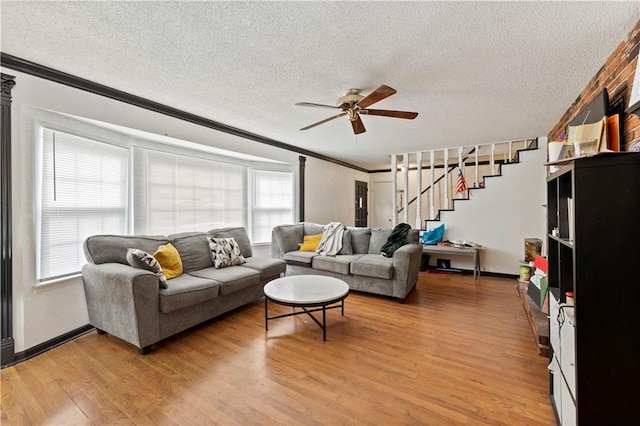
1,1,639,170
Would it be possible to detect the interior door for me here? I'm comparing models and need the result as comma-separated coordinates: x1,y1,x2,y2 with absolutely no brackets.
354,180,368,227
372,181,393,228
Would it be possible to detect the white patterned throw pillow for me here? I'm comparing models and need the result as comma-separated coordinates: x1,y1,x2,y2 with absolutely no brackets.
207,237,246,268
126,248,169,289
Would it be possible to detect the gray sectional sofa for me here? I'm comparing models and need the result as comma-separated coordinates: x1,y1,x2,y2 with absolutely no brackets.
81,227,285,354
271,222,422,302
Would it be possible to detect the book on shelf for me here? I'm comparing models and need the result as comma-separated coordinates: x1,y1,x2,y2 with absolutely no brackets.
567,197,574,242
567,116,607,153
606,114,620,151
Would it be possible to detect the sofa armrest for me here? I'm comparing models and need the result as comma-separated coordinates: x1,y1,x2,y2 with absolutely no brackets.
81,263,161,349
391,243,423,300
271,229,284,259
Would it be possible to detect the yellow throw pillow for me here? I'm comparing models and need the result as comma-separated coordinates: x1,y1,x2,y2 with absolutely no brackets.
153,243,183,279
299,234,323,252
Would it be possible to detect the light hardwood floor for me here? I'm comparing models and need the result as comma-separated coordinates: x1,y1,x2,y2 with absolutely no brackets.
1,272,555,425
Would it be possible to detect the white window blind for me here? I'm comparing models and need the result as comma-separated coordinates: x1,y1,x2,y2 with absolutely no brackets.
133,148,246,235
251,170,293,244
39,129,128,282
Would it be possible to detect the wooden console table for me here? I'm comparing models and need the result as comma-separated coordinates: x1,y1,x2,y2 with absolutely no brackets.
422,245,481,279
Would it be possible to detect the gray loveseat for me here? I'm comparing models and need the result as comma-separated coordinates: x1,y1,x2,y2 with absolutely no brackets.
271,223,422,302
81,227,285,354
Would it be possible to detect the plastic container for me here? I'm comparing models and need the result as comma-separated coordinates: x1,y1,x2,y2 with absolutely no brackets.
565,291,574,306
519,263,531,282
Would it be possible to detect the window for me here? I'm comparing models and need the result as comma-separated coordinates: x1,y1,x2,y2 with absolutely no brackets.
37,125,295,283
133,148,246,235
251,170,293,244
38,129,128,282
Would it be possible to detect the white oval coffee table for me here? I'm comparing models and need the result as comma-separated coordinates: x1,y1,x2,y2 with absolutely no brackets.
264,275,349,341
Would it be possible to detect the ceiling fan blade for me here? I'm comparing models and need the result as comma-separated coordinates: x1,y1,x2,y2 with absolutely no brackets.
356,85,397,109
300,112,347,130
295,102,341,110
351,115,366,134
360,109,419,119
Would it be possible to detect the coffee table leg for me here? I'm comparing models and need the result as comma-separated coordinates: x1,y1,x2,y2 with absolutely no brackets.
265,298,268,330
322,305,327,341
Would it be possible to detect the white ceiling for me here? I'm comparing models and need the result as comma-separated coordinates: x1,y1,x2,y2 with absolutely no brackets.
1,1,639,170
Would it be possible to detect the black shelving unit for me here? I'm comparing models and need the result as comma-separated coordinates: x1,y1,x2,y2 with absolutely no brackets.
547,153,640,425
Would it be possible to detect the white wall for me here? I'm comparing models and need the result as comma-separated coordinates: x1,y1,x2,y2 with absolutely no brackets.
435,141,547,274
370,141,547,274
304,157,369,226
4,67,363,352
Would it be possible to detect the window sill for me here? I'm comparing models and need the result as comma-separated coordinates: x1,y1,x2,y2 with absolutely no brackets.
36,273,82,288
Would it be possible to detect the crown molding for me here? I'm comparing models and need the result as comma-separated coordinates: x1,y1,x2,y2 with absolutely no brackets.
0,53,369,173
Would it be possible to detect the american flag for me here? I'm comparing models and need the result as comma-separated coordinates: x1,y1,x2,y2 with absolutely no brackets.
455,169,467,194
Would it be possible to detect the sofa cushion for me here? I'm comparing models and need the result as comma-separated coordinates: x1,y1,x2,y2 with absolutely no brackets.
153,243,184,279
350,254,394,280
209,227,253,258
274,224,304,253
338,230,353,255
283,250,317,264
168,232,214,272
126,248,168,289
303,222,325,236
207,237,246,268
312,254,363,275
240,257,286,279
189,266,261,296
349,227,372,254
159,274,219,313
368,229,392,254
84,235,169,265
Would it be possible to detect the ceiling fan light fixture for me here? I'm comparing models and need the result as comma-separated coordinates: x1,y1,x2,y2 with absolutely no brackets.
337,89,364,108
296,85,418,134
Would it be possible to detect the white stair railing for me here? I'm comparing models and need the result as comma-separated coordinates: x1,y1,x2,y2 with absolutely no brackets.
415,151,423,230
402,153,410,225
443,149,449,210
429,150,435,219
393,138,537,227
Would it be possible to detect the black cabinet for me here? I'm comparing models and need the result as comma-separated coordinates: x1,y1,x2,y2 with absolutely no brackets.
547,153,640,425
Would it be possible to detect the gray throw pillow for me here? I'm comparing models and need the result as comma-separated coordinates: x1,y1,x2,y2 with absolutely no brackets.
338,229,353,255
349,227,371,254
126,248,168,289
207,237,246,268
369,229,392,254
275,224,304,253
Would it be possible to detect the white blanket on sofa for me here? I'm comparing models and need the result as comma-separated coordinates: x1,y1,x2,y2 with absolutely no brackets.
316,222,345,256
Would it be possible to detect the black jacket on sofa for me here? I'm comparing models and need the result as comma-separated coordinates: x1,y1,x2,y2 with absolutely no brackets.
381,223,412,257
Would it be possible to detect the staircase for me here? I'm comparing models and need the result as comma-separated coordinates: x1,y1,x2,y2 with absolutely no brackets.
391,138,540,229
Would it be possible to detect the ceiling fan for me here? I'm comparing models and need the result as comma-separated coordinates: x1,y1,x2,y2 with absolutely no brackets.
295,85,418,135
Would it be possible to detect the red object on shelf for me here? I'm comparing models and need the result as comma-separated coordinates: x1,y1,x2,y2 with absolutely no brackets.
534,255,548,274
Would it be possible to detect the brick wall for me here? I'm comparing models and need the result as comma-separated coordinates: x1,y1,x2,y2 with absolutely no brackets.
548,20,640,150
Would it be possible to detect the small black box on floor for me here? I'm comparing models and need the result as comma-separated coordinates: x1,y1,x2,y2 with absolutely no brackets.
420,254,430,271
